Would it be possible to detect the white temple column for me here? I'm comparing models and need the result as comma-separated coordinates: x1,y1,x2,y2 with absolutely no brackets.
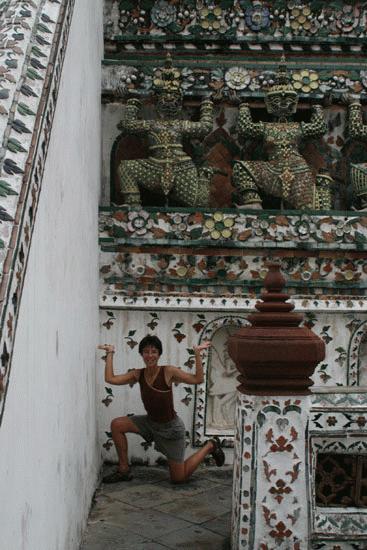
232,394,311,549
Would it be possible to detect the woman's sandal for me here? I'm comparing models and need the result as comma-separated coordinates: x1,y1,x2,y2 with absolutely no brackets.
102,469,133,483
209,436,225,467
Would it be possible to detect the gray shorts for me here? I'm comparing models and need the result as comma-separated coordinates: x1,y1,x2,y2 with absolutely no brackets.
130,414,186,463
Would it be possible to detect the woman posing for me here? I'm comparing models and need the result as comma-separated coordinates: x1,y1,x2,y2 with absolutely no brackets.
98,335,224,483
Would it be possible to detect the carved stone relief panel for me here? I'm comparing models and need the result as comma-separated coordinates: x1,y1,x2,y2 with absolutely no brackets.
206,324,239,432
193,315,248,446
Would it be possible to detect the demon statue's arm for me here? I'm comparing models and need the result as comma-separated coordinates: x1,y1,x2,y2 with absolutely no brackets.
301,104,327,138
237,103,265,139
182,99,214,138
348,101,367,140
118,98,150,133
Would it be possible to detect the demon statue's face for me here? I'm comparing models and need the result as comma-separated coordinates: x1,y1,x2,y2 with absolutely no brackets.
265,90,298,120
156,91,183,119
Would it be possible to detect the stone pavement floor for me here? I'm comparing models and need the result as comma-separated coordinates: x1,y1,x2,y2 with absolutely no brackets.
80,463,233,550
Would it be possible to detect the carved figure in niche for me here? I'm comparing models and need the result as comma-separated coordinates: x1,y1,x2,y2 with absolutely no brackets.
118,55,214,207
233,57,331,210
348,98,367,210
207,326,238,431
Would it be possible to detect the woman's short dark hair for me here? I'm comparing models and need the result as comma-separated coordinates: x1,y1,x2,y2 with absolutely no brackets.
139,335,162,356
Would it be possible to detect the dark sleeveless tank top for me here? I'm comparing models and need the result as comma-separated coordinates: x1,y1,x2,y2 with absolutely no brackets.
139,366,176,423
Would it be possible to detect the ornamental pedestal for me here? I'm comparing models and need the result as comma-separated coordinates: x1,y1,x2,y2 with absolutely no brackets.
228,264,325,550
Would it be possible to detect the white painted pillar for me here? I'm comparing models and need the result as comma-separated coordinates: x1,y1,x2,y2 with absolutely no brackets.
232,393,311,550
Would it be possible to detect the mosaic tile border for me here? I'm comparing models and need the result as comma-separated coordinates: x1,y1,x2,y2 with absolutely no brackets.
102,61,367,100
100,293,367,312
104,1,367,47
0,0,76,424
100,208,367,252
100,249,367,297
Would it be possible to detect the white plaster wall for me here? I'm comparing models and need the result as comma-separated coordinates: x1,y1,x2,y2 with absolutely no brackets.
0,2,103,549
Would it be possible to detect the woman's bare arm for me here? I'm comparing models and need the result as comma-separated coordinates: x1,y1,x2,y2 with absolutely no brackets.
167,341,211,385
98,344,138,386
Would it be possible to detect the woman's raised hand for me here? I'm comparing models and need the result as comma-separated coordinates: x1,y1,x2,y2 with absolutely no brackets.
97,344,115,353
193,341,211,353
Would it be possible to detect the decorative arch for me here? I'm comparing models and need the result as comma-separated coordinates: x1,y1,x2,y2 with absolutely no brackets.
193,314,248,447
347,319,367,386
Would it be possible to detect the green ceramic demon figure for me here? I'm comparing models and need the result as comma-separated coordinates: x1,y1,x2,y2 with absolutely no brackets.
348,99,367,210
233,58,331,210
118,55,213,207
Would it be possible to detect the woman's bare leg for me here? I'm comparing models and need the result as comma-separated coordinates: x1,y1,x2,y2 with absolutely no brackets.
110,416,140,472
168,441,215,483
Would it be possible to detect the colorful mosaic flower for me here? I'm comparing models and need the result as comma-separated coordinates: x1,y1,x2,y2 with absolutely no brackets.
127,210,152,236
289,5,313,33
356,416,367,427
335,220,355,239
225,67,251,91
181,67,195,90
343,269,355,281
335,5,360,33
181,68,209,91
199,6,227,34
329,74,354,92
118,9,131,30
205,212,235,240
226,6,245,29
294,219,311,239
171,213,188,233
121,8,148,30
245,2,270,32
153,65,181,93
326,416,337,426
292,69,319,93
177,6,195,26
301,271,312,281
151,0,177,28
251,218,269,236
106,66,139,96
258,71,276,90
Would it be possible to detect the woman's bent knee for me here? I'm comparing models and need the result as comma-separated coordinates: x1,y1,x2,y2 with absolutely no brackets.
111,416,137,433
168,462,186,484
170,475,186,484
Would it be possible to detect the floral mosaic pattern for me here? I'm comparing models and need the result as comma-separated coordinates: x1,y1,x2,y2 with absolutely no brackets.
101,208,367,252
99,248,367,297
0,0,76,424
232,394,310,549
311,411,367,431
100,293,367,314
312,542,367,550
102,62,367,99
104,1,367,41
232,392,367,548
